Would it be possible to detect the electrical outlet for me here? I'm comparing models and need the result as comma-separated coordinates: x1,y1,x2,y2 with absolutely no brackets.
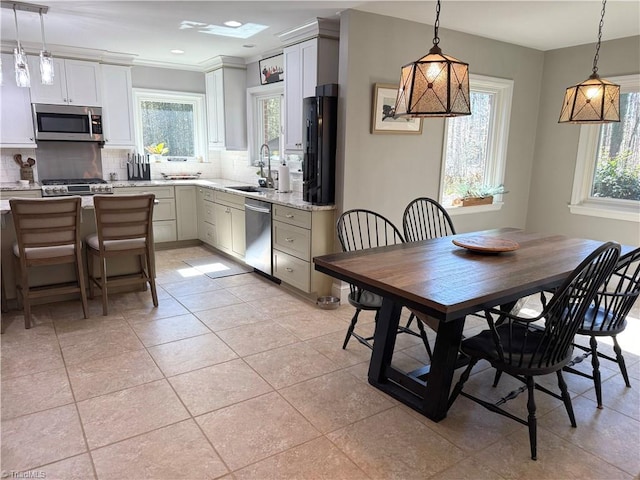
120,158,127,168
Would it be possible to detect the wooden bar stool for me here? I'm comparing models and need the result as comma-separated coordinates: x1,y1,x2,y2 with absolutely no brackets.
86,194,158,316
9,196,88,329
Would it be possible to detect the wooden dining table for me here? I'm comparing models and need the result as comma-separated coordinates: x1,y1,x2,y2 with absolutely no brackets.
313,227,630,422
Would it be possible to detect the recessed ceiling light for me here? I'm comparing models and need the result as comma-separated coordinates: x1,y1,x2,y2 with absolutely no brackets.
224,20,242,28
243,44,255,48
171,49,185,54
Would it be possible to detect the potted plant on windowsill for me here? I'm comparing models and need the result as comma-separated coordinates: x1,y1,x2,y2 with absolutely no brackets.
145,142,169,162
453,184,508,207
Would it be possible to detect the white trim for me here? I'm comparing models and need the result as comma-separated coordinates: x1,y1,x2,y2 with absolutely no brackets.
447,202,504,216
439,74,514,207
569,74,640,220
246,83,284,165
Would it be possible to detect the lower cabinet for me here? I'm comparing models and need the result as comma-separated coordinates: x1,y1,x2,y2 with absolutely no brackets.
114,186,177,243
213,191,245,259
175,186,198,241
272,204,334,296
197,187,216,246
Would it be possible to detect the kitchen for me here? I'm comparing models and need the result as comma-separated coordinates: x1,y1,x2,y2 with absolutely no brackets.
0,1,639,479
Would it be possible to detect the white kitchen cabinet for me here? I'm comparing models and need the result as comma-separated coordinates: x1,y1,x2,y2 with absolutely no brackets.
271,204,334,296
0,53,36,147
100,65,135,148
213,191,245,259
176,185,198,241
283,37,338,152
205,65,247,150
197,187,216,246
28,57,101,106
114,186,176,243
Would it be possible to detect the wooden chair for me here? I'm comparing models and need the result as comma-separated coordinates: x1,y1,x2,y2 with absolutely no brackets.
86,194,158,316
448,242,620,460
563,247,640,408
336,209,432,353
10,196,88,329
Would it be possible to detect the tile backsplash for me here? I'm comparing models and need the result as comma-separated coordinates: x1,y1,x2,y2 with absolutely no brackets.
1,147,303,193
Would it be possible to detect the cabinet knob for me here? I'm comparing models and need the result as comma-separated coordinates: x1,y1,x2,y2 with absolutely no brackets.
285,214,294,219
69,99,73,103
29,137,33,141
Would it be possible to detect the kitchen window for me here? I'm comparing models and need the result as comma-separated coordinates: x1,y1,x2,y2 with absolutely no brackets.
569,74,640,223
133,89,206,161
440,74,514,211
247,84,284,167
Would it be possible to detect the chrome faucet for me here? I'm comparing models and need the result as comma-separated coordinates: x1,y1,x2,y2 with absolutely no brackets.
260,143,274,188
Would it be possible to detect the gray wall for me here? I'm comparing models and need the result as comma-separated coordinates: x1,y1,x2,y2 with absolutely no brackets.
131,66,205,93
526,36,640,246
337,10,544,232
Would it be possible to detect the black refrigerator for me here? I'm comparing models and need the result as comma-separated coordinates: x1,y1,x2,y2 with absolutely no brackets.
303,84,338,205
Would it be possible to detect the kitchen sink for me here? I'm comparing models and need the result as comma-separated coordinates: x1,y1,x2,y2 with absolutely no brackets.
226,185,265,193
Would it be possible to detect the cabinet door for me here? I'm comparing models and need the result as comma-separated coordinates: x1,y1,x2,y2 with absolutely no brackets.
284,44,303,151
101,65,135,147
0,54,36,147
301,39,318,99
231,207,245,257
64,60,101,106
27,56,68,105
176,186,198,241
206,69,225,148
214,203,233,253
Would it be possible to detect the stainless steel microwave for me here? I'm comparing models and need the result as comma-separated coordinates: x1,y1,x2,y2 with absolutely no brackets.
33,104,104,142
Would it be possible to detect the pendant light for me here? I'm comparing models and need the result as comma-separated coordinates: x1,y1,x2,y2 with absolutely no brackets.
394,0,471,118
39,8,54,85
558,0,620,124
12,4,30,88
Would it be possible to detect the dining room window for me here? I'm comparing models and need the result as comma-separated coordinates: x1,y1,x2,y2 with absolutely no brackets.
133,89,206,161
439,74,513,209
569,74,640,222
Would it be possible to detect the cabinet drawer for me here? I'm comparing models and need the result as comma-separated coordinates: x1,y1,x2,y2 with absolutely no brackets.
214,190,244,209
273,250,310,293
202,223,216,246
273,220,310,261
114,186,175,199
154,198,176,221
273,204,311,229
202,202,215,224
200,188,214,202
0,190,41,199
153,220,177,243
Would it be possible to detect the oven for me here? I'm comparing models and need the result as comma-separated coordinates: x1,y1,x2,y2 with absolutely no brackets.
41,178,113,197
33,104,104,142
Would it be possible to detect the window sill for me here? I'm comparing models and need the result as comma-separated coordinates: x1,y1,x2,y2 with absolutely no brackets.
568,202,639,223
446,202,503,216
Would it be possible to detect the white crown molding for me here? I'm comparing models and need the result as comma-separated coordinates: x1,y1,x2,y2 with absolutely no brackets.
277,17,339,46
201,55,247,72
0,41,136,65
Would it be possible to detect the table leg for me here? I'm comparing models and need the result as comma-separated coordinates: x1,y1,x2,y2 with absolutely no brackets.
422,316,465,421
368,298,403,383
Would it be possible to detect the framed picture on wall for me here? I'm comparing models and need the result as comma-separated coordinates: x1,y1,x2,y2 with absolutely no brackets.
371,83,423,134
259,54,284,85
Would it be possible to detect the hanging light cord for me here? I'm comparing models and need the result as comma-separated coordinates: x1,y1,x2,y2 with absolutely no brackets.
432,0,441,47
13,5,23,51
39,9,47,51
592,0,607,76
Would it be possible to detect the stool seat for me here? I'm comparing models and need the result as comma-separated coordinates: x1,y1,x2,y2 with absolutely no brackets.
13,243,76,260
86,234,146,251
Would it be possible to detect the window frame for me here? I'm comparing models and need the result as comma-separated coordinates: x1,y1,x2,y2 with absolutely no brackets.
569,74,640,223
246,83,284,166
440,74,514,215
132,88,207,161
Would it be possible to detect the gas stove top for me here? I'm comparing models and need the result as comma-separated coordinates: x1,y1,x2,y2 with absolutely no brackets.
41,178,114,196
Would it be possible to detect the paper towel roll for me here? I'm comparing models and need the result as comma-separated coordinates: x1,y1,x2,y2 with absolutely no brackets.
278,165,291,192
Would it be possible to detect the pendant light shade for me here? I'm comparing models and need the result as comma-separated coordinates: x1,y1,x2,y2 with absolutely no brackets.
395,0,471,118
39,10,54,85
559,0,620,124
12,5,30,88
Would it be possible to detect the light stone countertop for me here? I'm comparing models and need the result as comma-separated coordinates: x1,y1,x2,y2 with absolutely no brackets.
0,178,335,214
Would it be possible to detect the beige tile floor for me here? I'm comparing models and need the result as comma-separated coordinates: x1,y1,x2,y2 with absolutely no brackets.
1,245,639,479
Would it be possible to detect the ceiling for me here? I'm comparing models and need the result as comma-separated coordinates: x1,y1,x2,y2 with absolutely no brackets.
1,1,638,70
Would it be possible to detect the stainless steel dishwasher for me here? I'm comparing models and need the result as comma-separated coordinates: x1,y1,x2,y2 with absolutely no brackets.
244,198,272,275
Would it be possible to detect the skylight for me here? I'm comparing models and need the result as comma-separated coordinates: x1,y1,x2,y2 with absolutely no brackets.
180,20,267,39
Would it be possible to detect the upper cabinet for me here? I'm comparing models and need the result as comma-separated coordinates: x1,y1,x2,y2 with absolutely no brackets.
205,58,247,150
283,32,338,153
0,53,36,147
100,65,135,148
28,57,102,106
